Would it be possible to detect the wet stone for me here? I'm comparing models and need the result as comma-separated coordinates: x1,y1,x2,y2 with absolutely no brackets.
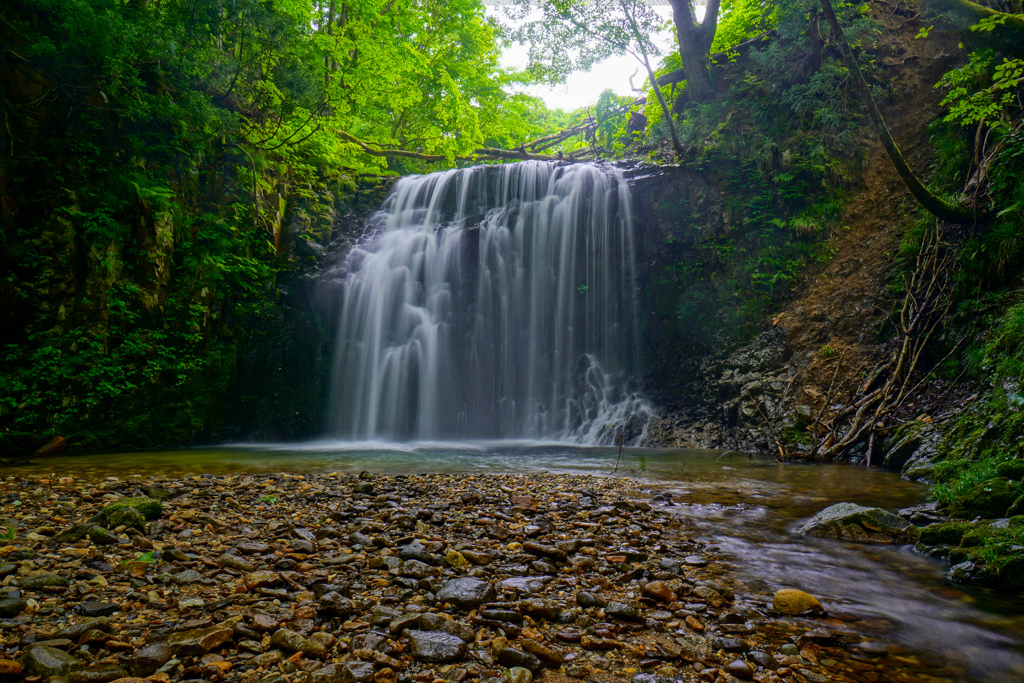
576,591,606,608
407,629,467,662
772,589,824,616
77,601,118,617
713,637,749,653
21,645,79,678
500,576,548,594
749,651,777,670
21,574,70,589
437,577,496,610
505,667,533,683
340,660,377,683
165,625,233,656
172,569,212,585
520,638,564,666
724,659,754,679
693,586,726,607
494,645,542,672
438,619,476,642
520,598,560,621
0,598,27,618
56,618,110,641
605,602,645,623
244,570,281,590
398,540,434,564
68,662,129,683
130,642,173,677
642,581,676,603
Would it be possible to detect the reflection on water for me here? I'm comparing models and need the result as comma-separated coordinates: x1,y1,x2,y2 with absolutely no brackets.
7,444,1024,681
657,453,1024,683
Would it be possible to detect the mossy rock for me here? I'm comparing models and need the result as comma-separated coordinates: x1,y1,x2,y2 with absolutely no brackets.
960,527,994,548
797,502,918,543
991,553,1024,593
948,547,970,564
882,422,925,472
918,521,973,546
105,506,145,530
88,527,118,545
1007,495,1024,517
950,478,1021,519
54,525,93,544
995,460,1024,481
103,497,162,521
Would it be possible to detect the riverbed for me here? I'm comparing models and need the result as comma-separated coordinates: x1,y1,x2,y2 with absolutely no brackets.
7,443,1024,681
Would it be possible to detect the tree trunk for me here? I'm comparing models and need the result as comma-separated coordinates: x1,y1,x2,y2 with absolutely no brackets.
667,0,721,103
819,0,984,225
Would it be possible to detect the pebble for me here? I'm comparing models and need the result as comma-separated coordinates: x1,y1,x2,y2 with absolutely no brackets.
0,471,953,683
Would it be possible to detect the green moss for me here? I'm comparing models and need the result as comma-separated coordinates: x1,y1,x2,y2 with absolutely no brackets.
918,521,973,545
945,477,1022,519
105,506,146,530
960,527,994,548
990,553,1024,592
103,497,163,521
995,460,1024,480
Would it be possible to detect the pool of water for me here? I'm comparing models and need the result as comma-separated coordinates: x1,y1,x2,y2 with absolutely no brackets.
9,442,1024,681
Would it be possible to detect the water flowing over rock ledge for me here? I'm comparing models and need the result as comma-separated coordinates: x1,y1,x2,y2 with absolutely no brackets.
0,471,971,683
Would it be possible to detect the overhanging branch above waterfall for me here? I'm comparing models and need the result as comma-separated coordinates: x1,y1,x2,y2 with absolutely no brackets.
338,123,616,165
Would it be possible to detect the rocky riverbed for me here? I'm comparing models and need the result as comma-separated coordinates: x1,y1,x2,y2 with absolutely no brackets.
0,471,954,683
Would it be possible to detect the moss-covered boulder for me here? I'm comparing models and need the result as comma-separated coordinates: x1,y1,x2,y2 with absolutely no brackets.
1009,497,1024,517
103,498,163,522
949,478,1021,519
960,527,994,548
797,503,918,543
918,521,973,546
105,506,146,530
991,553,1024,593
996,460,1024,481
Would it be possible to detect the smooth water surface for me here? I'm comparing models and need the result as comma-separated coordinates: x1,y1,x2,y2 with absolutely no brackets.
9,444,1024,681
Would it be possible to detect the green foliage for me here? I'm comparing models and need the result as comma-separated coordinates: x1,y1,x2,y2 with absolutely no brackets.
936,49,1024,133
711,0,778,55
1,0,560,450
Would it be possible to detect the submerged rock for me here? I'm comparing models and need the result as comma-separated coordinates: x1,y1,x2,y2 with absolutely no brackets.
798,502,917,543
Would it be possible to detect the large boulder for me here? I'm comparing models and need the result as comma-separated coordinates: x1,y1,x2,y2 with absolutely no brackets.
797,503,917,543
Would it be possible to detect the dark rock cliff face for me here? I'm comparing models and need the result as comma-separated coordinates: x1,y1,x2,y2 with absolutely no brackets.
220,181,393,443
623,164,795,450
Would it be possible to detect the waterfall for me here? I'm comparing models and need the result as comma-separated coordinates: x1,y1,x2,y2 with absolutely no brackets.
324,161,652,443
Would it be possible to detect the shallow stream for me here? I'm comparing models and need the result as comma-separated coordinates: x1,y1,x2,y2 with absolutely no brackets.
10,443,1024,681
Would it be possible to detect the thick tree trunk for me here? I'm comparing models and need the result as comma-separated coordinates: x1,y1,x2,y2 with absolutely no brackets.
667,0,721,103
819,0,984,224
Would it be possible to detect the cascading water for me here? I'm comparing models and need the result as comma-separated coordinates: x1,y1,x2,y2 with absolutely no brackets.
324,161,653,443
